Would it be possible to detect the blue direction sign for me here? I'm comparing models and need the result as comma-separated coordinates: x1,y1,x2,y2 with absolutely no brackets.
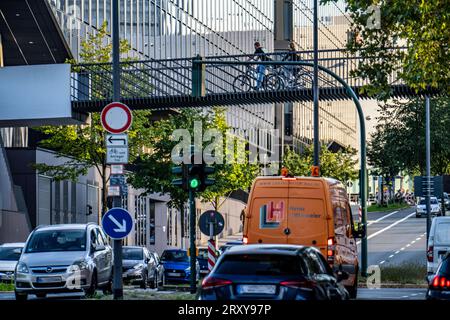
102,208,134,240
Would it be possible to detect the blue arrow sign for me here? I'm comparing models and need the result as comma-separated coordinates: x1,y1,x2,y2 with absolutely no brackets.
102,208,134,239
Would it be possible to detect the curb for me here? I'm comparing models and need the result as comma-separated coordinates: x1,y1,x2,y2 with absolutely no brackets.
358,284,428,289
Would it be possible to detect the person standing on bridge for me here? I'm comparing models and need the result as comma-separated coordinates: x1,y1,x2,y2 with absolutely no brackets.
282,41,302,79
251,42,271,90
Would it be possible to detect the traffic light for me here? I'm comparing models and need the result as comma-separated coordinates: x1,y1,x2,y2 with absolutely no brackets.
172,164,189,190
188,163,215,192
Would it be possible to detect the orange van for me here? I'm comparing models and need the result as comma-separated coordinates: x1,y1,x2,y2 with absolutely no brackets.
243,176,365,298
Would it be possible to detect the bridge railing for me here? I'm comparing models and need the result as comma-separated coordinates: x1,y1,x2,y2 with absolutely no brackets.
70,48,406,107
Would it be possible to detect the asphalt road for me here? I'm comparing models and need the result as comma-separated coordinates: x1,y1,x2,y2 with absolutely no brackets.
357,288,427,300
357,207,429,267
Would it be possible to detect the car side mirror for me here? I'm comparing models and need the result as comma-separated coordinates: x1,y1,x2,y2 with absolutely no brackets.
336,270,349,282
352,222,366,238
13,248,23,255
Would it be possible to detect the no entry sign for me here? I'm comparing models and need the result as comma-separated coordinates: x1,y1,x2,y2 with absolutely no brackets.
101,102,133,134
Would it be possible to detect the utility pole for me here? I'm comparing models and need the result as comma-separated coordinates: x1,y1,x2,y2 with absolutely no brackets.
189,188,197,294
111,0,123,300
313,0,320,167
425,96,432,240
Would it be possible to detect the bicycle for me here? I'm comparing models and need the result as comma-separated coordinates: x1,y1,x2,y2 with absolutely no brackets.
232,65,282,92
265,65,313,90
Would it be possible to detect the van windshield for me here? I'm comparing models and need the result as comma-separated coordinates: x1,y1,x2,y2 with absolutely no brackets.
25,230,86,253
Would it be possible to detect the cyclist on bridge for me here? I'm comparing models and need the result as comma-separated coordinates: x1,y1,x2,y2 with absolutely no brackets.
282,41,302,78
251,41,271,90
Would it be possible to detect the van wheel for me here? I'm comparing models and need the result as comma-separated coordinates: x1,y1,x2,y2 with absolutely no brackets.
347,273,358,299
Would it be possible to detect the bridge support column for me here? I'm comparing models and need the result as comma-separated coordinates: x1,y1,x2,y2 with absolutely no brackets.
274,0,294,163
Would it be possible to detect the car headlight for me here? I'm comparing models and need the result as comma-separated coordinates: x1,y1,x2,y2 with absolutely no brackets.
133,263,144,270
16,262,29,274
185,267,191,272
68,260,88,273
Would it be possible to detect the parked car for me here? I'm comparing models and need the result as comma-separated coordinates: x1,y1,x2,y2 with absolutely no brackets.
416,197,441,218
122,246,164,289
14,223,113,301
218,240,244,256
438,192,450,211
243,176,363,298
0,243,25,283
160,249,199,283
199,244,349,300
197,247,209,277
427,217,450,281
426,252,450,300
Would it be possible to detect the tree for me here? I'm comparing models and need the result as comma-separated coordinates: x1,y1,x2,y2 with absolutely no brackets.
282,145,358,183
33,22,153,215
127,107,259,237
368,97,450,177
322,0,450,99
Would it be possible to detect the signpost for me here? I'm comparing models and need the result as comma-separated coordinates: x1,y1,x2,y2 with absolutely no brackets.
199,210,224,273
101,102,133,134
102,208,133,240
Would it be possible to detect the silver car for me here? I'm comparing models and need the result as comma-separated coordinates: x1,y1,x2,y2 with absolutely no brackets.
122,246,165,289
14,223,113,300
0,243,25,283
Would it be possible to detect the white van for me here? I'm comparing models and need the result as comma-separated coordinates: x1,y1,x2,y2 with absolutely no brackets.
427,217,450,281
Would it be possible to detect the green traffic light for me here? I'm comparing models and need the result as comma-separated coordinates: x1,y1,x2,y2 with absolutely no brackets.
190,178,200,189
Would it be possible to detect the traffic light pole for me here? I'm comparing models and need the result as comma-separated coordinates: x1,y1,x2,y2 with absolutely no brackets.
189,189,197,294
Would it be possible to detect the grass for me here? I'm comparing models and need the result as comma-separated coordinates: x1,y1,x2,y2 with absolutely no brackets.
359,262,427,286
367,202,411,213
0,281,14,292
94,289,195,300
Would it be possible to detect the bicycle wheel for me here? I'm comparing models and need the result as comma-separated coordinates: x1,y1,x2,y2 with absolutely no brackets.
264,74,283,91
294,71,313,88
233,75,252,92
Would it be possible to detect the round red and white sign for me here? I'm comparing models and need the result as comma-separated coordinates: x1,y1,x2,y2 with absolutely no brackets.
101,102,133,134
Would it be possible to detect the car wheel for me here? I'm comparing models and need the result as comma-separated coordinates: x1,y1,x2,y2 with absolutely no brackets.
102,270,113,295
15,291,28,301
157,274,165,291
36,293,47,299
85,271,97,298
140,273,148,289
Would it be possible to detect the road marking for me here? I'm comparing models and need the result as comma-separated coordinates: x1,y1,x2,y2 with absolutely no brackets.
395,251,400,254
357,211,416,245
416,238,421,241
380,260,385,264
406,244,411,247
389,254,394,258
367,211,399,226
411,240,416,244
400,247,405,251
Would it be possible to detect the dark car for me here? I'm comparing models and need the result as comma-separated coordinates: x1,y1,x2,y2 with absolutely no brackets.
161,249,199,284
427,252,450,300
122,246,164,289
197,248,209,277
199,244,349,300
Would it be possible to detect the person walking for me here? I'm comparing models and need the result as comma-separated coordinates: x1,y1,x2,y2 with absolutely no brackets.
282,41,302,78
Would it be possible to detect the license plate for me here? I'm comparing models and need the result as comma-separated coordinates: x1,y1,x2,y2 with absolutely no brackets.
36,276,61,283
200,270,209,274
167,272,182,277
237,285,276,295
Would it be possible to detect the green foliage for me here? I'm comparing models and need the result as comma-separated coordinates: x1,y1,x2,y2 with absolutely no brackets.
32,20,153,213
368,97,450,176
322,0,450,99
127,108,259,209
282,145,358,183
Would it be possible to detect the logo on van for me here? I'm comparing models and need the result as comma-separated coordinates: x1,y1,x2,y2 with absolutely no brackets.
260,201,285,229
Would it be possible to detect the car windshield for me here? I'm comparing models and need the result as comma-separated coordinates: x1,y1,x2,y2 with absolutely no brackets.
161,250,189,262
419,199,438,205
198,249,208,260
25,230,86,253
0,246,22,261
122,248,143,260
215,254,305,276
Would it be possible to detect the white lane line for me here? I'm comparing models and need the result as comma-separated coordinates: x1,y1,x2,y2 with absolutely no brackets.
357,212,416,245
380,260,385,264
400,247,405,251
395,251,400,254
416,238,421,241
411,240,416,244
406,244,411,247
367,211,399,226
389,254,394,258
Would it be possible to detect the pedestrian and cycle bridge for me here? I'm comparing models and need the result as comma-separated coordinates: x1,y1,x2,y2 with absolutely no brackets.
70,49,442,113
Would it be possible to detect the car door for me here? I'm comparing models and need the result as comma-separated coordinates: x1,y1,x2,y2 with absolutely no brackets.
314,251,346,300
145,249,155,279
93,228,108,283
304,249,337,300
153,252,163,282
